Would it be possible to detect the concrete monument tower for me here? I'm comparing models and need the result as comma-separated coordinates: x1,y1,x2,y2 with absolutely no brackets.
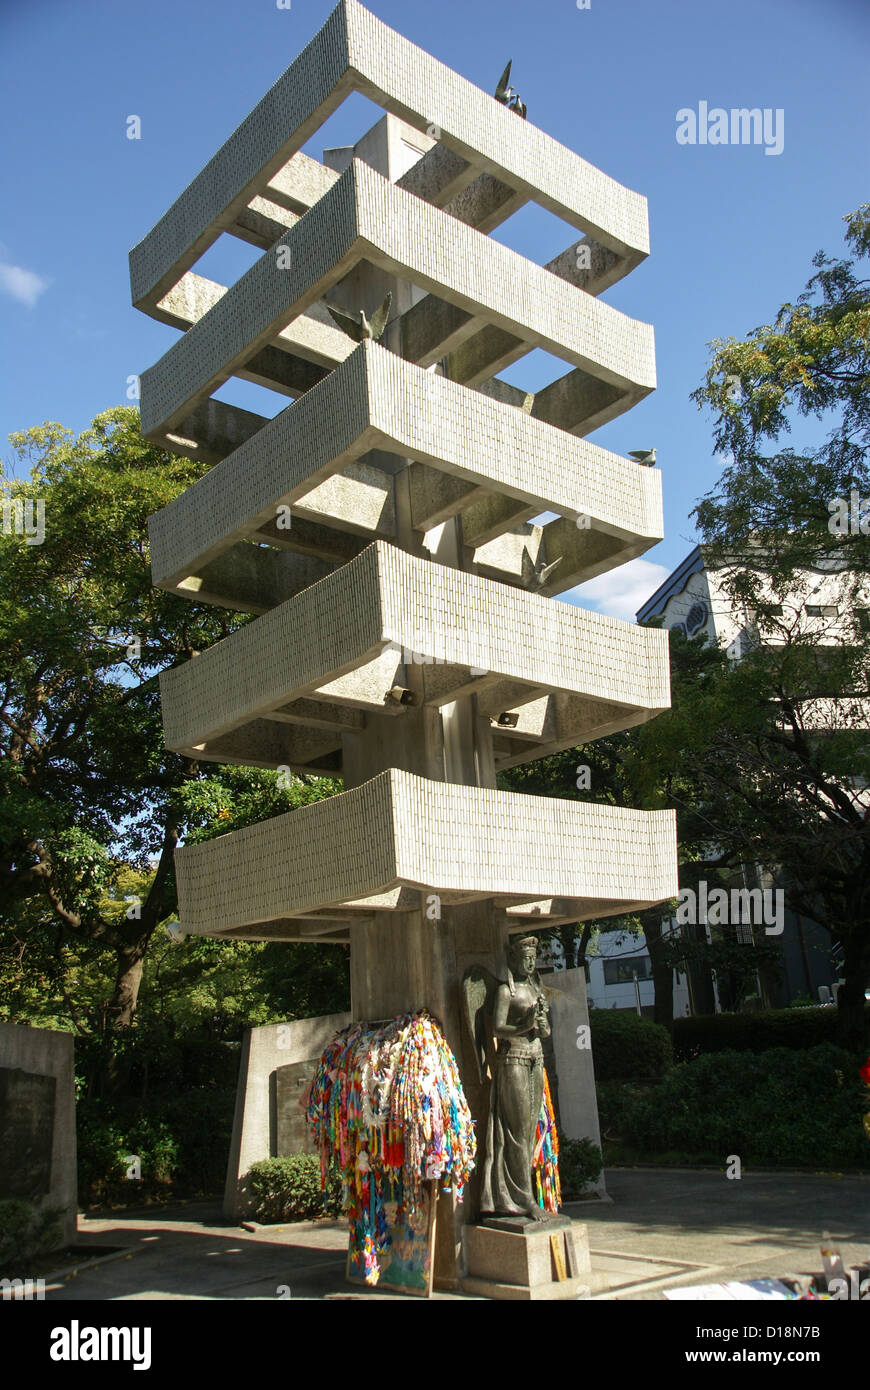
132,0,677,1293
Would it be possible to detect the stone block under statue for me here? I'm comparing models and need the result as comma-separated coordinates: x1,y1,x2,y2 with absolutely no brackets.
462,1216,591,1300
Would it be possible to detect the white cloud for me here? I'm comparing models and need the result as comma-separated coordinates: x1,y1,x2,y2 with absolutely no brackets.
560,556,671,622
0,261,50,307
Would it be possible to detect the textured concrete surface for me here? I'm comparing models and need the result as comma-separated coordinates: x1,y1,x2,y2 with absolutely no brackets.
0,1022,77,1248
463,1217,590,1287
171,768,677,942
546,969,606,1198
130,0,648,313
148,341,663,606
44,1170,870,1301
158,538,671,771
139,158,655,440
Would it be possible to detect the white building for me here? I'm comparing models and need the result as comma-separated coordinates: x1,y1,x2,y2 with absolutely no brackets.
634,543,861,1010
541,929,691,1018
637,542,870,670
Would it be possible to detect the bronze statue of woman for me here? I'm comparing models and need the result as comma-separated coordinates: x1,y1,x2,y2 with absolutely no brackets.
477,935,551,1220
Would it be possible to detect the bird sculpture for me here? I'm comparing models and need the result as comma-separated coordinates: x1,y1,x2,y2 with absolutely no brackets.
326,291,392,342
495,60,514,103
628,448,657,467
521,548,562,591
494,61,527,118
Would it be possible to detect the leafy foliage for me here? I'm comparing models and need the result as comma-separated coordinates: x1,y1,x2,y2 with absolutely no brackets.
0,408,347,1063
595,1080,652,1145
691,203,870,582
617,205,870,1051
77,1087,237,1206
673,1004,870,1062
0,1199,64,1272
588,1009,673,1081
558,1138,603,1199
246,1155,343,1222
622,1044,868,1168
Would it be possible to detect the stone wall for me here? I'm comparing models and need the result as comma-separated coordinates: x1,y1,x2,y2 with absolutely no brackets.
0,1022,77,1248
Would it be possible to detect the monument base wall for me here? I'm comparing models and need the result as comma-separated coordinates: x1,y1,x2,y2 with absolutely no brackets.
0,1022,77,1250
544,965,609,1200
223,1012,351,1221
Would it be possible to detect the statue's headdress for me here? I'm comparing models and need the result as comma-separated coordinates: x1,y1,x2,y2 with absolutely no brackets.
506,935,543,996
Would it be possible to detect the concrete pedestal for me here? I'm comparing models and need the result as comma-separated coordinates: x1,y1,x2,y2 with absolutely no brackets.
461,1215,591,1300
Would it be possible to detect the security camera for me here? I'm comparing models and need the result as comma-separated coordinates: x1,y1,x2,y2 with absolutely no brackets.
386,686,421,706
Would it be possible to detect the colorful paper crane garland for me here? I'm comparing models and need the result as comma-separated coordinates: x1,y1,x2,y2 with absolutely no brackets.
306,1008,564,1284
534,1069,562,1214
306,1010,476,1284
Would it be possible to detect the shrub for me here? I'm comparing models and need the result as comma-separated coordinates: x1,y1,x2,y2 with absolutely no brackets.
672,1005,870,1062
0,1200,64,1273
246,1155,343,1222
558,1139,603,1199
595,1080,651,1142
622,1043,868,1168
589,1010,673,1082
77,1087,236,1206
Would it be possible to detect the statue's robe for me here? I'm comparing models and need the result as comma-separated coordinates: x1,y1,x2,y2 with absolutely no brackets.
480,981,545,1216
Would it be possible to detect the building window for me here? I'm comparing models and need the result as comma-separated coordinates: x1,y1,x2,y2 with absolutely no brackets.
805,604,838,618
685,601,708,636
853,608,870,634
603,956,654,986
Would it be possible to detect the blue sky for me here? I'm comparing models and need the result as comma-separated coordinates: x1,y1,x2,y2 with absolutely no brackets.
1,0,867,619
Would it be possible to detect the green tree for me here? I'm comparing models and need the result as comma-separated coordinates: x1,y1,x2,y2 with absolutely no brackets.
679,204,870,1052
0,410,344,1063
693,202,870,582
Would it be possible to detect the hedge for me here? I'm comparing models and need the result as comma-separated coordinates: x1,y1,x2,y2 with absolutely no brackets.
595,1080,652,1142
74,1028,239,1097
246,1155,343,1222
589,1009,672,1081
622,1043,869,1168
673,1005,870,1063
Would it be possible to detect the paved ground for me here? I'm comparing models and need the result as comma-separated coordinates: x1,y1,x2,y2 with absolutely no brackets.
42,1168,870,1301
578,1168,870,1299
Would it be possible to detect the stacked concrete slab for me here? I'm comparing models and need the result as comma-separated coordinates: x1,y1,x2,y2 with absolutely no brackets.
133,0,677,1288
